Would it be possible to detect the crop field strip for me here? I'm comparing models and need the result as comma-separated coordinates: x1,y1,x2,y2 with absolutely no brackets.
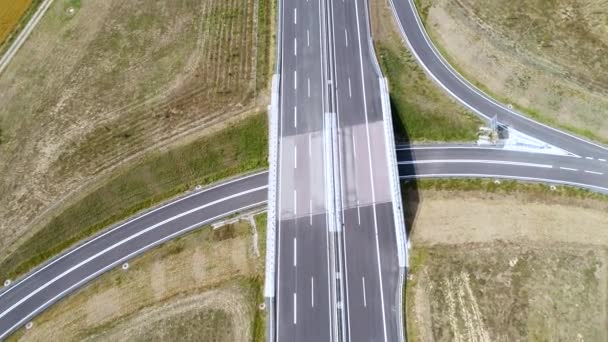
0,0,31,44
0,0,273,273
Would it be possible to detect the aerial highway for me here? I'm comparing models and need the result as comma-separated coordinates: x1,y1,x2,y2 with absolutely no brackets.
0,147,606,339
1,0,608,340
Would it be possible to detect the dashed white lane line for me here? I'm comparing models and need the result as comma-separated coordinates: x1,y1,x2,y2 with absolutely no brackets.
585,170,604,175
294,145,297,169
293,189,297,215
294,38,297,56
362,277,367,308
348,77,352,98
293,292,297,324
311,277,315,307
294,8,297,24
309,199,313,225
307,78,311,97
599,159,607,162
586,157,594,160
560,167,578,172
294,70,297,90
294,106,297,128
357,201,361,226
308,133,312,156
345,29,348,46
307,29,310,47
293,237,297,266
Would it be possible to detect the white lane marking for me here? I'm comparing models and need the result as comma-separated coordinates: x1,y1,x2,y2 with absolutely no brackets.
0,172,268,300
0,193,266,324
399,159,553,169
345,29,348,46
294,145,297,169
357,202,361,226
352,133,357,156
348,77,352,98
293,189,297,215
599,159,607,162
311,277,315,307
293,238,297,266
294,70,297,89
307,77,311,97
585,170,604,175
307,29,310,47
560,167,578,171
293,292,297,324
362,277,367,307
586,157,594,160
309,199,313,225
294,8,297,24
308,133,312,156
294,38,297,56
294,106,297,128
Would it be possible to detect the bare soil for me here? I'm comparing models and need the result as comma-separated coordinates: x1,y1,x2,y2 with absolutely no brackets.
7,216,266,341
417,0,608,142
406,189,608,341
0,0,269,264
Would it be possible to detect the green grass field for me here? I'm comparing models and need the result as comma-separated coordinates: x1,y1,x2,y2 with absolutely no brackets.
0,113,268,281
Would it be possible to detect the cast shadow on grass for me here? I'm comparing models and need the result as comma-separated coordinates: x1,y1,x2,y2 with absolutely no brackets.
390,95,419,340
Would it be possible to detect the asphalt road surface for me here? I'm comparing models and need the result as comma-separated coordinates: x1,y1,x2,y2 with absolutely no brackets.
1,147,607,339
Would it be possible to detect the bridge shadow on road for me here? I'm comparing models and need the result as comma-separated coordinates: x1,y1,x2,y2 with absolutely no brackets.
390,97,419,340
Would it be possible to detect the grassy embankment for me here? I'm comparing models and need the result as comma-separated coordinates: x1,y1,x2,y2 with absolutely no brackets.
0,113,268,281
8,214,269,341
414,0,608,145
402,179,608,341
0,0,274,281
370,0,482,143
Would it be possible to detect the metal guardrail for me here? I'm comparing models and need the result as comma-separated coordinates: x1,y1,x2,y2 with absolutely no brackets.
379,77,408,269
264,74,280,299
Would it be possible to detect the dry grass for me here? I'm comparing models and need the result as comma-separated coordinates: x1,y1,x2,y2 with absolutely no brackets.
370,0,481,142
417,0,608,143
0,0,31,44
404,186,608,341
0,0,272,267
7,215,267,341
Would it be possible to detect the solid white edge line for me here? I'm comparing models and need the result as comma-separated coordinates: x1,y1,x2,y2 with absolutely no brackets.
0,171,267,299
0,200,267,340
399,159,552,169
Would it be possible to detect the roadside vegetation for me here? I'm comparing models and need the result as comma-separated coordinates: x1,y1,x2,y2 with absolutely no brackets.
402,179,608,341
415,0,608,144
7,214,268,341
370,0,482,143
0,0,35,46
0,113,268,282
0,0,274,279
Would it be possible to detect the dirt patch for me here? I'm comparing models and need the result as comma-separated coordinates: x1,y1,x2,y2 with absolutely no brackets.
8,217,266,341
0,0,271,266
417,0,608,142
405,188,608,341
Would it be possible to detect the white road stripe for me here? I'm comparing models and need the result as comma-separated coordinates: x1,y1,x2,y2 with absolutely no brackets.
599,159,607,162
309,199,313,225
294,8,297,24
399,159,553,169
294,70,297,89
362,277,367,307
559,167,578,171
585,170,603,175
357,202,361,226
348,77,352,98
586,157,594,160
293,238,297,266
294,38,297,56
308,133,312,156
345,29,348,46
307,78,311,97
311,277,315,307
294,146,297,169
307,29,310,47
293,189,297,215
293,292,297,324
294,106,297,128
